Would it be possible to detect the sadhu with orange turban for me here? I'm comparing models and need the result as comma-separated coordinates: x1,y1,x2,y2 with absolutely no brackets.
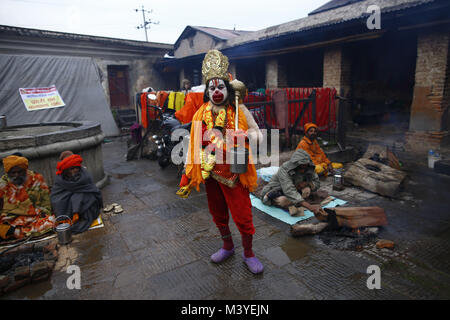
0,155,54,240
296,123,343,176
56,153,83,176
2,155,29,173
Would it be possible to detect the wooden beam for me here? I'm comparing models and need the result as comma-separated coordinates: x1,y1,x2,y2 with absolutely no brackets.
228,30,386,61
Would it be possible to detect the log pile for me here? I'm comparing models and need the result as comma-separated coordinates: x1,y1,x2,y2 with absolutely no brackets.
343,158,407,197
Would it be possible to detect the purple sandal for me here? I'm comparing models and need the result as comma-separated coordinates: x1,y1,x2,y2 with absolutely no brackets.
211,248,235,263
243,253,264,274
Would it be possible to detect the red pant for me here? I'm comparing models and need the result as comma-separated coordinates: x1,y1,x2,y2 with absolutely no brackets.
205,178,255,236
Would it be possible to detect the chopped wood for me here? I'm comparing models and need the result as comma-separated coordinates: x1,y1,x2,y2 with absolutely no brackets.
343,158,407,197
376,239,395,249
291,222,328,237
324,206,388,229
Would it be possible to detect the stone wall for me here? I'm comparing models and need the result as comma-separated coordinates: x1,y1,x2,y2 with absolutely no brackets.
95,57,170,108
174,31,218,59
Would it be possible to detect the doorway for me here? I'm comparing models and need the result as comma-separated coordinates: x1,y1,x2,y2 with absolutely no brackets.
107,65,130,108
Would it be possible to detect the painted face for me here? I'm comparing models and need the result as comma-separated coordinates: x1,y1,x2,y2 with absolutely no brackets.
208,79,228,105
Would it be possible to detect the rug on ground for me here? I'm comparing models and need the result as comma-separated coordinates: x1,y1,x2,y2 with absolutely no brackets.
251,167,347,225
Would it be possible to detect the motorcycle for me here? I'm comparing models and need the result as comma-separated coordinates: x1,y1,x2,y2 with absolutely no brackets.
131,92,190,173
150,108,191,170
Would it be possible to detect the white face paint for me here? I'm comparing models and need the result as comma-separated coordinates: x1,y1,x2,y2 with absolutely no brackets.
208,78,228,106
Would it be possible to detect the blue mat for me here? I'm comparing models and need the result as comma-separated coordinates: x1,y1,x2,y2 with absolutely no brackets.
250,194,346,225
252,166,347,225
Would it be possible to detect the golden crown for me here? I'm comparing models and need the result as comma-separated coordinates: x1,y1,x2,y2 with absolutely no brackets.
202,49,229,84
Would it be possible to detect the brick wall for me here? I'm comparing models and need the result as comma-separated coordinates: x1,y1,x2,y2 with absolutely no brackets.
323,45,351,96
406,29,450,151
265,58,278,89
409,30,449,132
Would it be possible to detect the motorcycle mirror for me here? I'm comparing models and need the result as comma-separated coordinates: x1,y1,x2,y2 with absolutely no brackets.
148,93,157,100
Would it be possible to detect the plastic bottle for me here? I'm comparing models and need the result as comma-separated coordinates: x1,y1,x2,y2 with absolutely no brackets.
428,149,435,168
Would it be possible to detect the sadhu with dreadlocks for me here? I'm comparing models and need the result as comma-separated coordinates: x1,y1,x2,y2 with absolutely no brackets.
178,49,263,274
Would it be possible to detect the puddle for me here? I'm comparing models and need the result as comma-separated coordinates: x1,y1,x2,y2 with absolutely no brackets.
78,244,105,265
263,237,311,266
280,237,311,262
6,279,53,299
262,247,290,267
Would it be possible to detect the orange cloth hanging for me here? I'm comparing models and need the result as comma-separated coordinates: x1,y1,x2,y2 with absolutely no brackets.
175,92,204,124
157,91,169,111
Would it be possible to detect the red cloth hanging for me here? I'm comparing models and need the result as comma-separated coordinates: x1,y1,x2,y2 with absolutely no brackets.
140,93,148,129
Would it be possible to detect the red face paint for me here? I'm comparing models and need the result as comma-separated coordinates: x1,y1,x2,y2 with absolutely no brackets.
208,78,227,105
212,91,224,103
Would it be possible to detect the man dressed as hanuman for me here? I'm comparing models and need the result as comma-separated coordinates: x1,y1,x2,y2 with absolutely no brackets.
178,49,264,274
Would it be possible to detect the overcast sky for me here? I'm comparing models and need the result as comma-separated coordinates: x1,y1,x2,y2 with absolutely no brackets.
0,0,330,44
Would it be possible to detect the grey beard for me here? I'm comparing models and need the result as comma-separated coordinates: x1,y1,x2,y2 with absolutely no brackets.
11,176,26,186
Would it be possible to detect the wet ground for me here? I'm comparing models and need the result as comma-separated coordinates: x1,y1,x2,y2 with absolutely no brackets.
3,136,450,300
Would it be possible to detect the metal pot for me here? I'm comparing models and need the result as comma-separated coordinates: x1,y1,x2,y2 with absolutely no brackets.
230,147,249,174
54,215,72,245
0,115,6,130
333,174,345,191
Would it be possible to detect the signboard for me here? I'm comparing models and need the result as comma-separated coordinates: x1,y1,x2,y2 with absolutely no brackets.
19,85,65,111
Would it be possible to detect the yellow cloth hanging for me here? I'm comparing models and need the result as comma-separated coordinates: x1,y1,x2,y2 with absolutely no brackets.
175,92,185,111
168,92,176,110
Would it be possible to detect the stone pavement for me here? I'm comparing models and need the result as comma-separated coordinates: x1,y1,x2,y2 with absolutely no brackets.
3,136,450,300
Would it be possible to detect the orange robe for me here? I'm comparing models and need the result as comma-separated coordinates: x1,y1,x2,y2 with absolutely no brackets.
296,136,331,166
185,102,257,192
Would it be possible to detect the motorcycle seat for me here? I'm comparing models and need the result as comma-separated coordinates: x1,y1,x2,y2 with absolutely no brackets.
177,122,192,132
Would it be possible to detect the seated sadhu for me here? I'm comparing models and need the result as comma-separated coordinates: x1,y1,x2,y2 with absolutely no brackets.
296,123,343,176
50,151,103,234
261,149,323,216
0,155,55,240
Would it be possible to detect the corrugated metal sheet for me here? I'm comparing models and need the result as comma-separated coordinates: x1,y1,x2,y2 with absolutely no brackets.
218,0,436,50
309,0,363,16
0,25,173,49
191,26,252,41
